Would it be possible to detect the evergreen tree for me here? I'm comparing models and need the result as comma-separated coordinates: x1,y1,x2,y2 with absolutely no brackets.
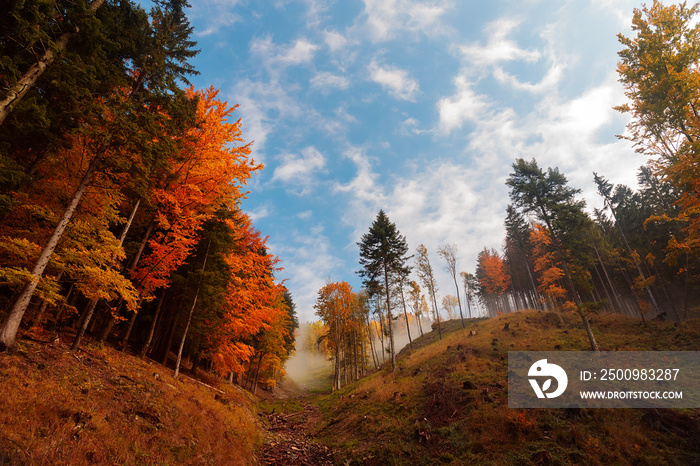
357,210,410,371
507,158,599,351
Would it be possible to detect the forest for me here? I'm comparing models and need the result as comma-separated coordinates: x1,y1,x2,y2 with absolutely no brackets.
0,0,298,390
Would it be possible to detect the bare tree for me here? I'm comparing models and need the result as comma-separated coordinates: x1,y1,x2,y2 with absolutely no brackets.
416,244,441,339
438,244,465,328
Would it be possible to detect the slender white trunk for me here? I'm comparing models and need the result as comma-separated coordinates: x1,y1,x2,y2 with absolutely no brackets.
174,241,210,378
383,262,396,371
0,151,103,350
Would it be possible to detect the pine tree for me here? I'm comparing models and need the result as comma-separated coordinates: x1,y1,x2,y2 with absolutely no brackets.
507,158,599,351
357,210,410,371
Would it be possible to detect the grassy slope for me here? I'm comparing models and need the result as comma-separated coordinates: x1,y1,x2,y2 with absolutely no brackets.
311,311,700,466
0,333,261,465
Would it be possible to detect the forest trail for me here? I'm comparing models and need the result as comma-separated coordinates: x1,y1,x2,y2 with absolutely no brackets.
259,400,334,465
257,378,335,465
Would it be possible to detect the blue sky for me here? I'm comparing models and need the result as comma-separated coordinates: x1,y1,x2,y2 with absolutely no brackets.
182,0,656,322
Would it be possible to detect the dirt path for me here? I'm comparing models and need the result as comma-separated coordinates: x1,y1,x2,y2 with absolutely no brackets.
258,401,334,465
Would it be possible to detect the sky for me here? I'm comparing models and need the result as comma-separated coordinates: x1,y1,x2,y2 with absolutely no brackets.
180,0,659,323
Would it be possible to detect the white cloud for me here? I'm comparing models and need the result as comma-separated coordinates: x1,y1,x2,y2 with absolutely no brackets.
229,78,303,155
310,71,351,91
247,204,271,222
272,146,326,195
195,13,241,37
437,76,490,133
301,0,332,27
460,18,541,66
493,63,564,93
323,29,349,51
456,19,564,94
188,0,243,36
368,61,420,101
282,38,320,64
333,147,387,240
522,74,641,203
334,147,383,201
251,36,319,69
399,117,424,135
335,157,509,304
361,0,451,42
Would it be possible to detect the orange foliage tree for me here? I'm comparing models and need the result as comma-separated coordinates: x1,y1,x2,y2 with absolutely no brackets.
530,224,568,308
208,209,285,380
476,248,511,315
616,1,700,288
0,129,139,319
314,281,356,391
132,86,259,298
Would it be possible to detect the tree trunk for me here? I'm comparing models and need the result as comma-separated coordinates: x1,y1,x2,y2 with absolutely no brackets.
0,149,104,351
430,285,442,339
119,297,144,352
539,209,598,351
252,352,265,395
452,274,465,328
0,0,107,125
71,299,99,351
366,315,378,370
53,281,75,326
464,287,473,319
72,200,141,352
97,300,121,342
343,341,347,386
383,263,396,371
377,308,385,364
334,313,341,390
98,217,153,341
140,289,166,358
398,282,413,352
31,301,50,328
606,200,661,316
173,241,210,378
590,238,621,311
160,312,177,367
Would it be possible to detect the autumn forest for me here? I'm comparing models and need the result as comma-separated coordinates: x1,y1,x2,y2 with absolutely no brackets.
1,1,700,463
0,0,298,389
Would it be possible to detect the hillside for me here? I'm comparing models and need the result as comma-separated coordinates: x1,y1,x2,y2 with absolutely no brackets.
0,332,261,465
305,311,700,465
1,311,699,466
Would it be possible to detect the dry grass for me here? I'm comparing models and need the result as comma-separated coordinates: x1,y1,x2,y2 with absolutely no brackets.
311,311,700,465
0,334,260,465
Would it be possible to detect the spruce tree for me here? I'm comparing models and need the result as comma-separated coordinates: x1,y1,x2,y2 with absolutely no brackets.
357,210,410,371
507,158,599,351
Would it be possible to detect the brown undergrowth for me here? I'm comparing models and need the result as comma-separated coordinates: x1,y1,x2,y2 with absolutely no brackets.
0,331,260,465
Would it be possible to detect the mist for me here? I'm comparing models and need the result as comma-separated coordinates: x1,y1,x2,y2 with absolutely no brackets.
283,322,332,388
283,314,436,388
284,350,331,387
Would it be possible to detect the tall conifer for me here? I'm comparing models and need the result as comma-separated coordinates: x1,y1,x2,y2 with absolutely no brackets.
357,210,410,371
